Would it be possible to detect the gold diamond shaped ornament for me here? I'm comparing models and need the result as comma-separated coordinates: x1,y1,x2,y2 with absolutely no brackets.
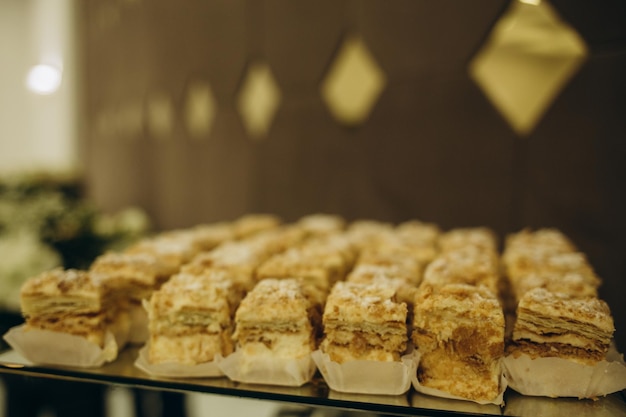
469,0,588,136
237,62,281,140
184,81,217,141
146,91,174,140
322,36,387,126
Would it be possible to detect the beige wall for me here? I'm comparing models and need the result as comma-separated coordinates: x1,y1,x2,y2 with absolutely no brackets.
0,0,78,175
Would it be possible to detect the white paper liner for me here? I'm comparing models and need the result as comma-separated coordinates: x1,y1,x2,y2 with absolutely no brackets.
218,350,316,387
133,344,223,378
502,346,626,398
311,350,415,395
3,325,118,368
410,351,507,406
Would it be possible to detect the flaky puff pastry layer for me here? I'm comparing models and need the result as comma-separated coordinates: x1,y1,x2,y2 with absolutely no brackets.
233,278,321,359
20,268,113,347
412,283,505,403
146,272,240,364
509,288,614,364
321,280,408,363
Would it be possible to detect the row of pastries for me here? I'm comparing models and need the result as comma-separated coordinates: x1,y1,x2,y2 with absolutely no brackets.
9,213,625,403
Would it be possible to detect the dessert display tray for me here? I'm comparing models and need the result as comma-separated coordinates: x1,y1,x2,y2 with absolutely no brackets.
0,347,624,417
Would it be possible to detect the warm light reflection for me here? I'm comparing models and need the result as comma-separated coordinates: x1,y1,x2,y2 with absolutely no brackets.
518,0,542,6
26,64,62,95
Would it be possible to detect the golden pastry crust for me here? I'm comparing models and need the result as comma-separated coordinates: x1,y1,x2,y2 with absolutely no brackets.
438,227,498,254
20,269,105,316
124,234,197,272
324,281,407,325
181,226,307,291
247,225,308,255
505,251,600,295
296,213,346,236
319,340,402,362
181,243,259,292
89,252,173,304
20,269,111,347
146,272,239,364
256,235,355,290
417,349,502,402
148,273,235,331
346,220,396,250
510,271,599,303
232,213,281,238
25,314,108,347
321,281,408,363
159,222,235,253
511,288,614,363
504,228,576,255
412,283,505,402
346,273,418,310
233,279,319,359
148,332,233,364
422,246,500,295
235,279,316,326
350,244,423,285
395,220,441,247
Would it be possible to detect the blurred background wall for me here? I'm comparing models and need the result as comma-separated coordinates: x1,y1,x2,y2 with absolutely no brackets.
77,0,626,349
0,0,625,349
0,0,78,175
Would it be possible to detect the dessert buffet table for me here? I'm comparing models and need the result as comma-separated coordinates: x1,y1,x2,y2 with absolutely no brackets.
0,347,624,417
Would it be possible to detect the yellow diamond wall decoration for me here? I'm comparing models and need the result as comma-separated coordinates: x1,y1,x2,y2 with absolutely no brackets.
184,81,217,141
237,62,281,140
322,36,386,126
469,0,588,136
146,91,174,140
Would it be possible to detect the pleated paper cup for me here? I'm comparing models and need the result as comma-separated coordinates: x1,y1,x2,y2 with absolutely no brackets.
3,324,118,368
312,349,415,395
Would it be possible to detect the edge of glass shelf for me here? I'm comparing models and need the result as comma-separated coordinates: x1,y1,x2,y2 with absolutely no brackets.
0,347,624,417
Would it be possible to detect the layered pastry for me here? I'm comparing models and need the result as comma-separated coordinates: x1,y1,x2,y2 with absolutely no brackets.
89,252,173,305
181,226,307,292
89,251,178,343
346,244,422,309
351,245,422,286
502,229,601,303
438,227,498,254
412,283,505,403
231,213,281,239
159,222,235,253
256,234,356,292
508,288,614,365
422,245,501,296
346,220,396,251
124,233,198,274
232,278,320,361
320,280,408,363
504,228,576,256
395,220,441,265
296,213,346,236
396,220,441,247
20,268,115,347
145,271,239,365
181,241,267,293
250,224,309,255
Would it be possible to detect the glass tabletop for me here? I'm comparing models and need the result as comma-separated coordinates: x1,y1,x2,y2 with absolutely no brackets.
0,347,624,417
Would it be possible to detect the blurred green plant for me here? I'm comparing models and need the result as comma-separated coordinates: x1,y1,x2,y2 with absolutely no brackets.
0,173,151,311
